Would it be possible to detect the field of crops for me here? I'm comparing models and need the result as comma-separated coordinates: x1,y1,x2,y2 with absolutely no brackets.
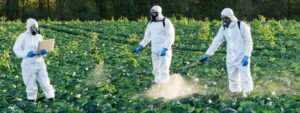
0,18,300,112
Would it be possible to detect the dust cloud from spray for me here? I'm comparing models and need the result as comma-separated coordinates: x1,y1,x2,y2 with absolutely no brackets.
144,74,200,100
84,62,108,86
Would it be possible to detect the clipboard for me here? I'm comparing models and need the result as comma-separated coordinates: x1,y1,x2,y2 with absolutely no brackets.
38,39,55,52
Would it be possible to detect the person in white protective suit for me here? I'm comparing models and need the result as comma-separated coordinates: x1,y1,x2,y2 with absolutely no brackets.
133,5,175,84
13,18,55,102
200,8,253,97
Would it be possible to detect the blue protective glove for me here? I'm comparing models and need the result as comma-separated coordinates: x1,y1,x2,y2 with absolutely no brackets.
200,54,210,62
27,51,35,58
133,45,143,53
160,48,168,56
241,56,249,66
40,49,47,56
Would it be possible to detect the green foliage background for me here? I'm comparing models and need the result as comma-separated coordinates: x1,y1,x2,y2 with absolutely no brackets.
0,0,300,21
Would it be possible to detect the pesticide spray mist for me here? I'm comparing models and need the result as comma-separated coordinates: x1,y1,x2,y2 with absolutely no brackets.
144,74,200,100
84,62,108,86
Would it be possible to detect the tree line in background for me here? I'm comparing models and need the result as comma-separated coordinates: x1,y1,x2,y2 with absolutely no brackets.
0,0,300,21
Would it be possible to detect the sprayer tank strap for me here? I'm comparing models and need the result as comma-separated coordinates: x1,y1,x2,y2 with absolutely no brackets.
150,18,166,27
223,20,241,30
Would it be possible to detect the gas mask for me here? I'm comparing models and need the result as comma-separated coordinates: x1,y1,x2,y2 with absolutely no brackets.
221,16,231,28
30,27,40,35
150,11,158,22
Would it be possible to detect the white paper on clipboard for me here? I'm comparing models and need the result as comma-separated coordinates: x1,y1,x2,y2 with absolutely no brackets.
38,39,55,52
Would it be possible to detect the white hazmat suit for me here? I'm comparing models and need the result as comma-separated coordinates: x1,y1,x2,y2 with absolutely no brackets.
140,6,175,84
205,8,253,94
13,18,55,100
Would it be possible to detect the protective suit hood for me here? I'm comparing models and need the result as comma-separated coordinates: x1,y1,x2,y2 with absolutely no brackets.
221,8,238,28
221,8,238,22
150,5,164,20
26,18,39,32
